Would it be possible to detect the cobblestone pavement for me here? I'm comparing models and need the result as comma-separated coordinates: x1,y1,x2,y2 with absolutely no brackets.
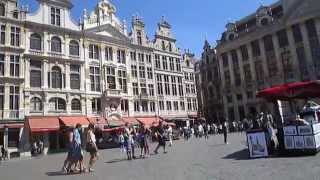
1,133,320,180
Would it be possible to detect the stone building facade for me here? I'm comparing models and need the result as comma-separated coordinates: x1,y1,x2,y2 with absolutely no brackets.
200,0,320,123
0,0,197,156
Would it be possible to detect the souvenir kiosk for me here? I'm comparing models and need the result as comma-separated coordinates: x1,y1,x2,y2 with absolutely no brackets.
257,81,320,155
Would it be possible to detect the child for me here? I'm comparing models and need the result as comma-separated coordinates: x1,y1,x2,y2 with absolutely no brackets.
119,132,125,153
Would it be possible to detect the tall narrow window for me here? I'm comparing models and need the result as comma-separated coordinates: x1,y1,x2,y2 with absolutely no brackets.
92,98,101,113
292,24,303,43
169,43,172,52
139,66,145,79
9,86,19,113
251,40,261,57
106,66,116,89
169,57,174,71
90,67,100,91
10,55,19,77
138,53,144,62
155,54,161,69
161,41,166,51
221,53,229,67
0,54,4,76
277,29,289,48
150,102,155,112
51,7,61,26
147,67,153,79
118,70,127,93
178,77,184,96
0,86,4,113
137,31,142,45
105,47,113,61
132,83,139,96
51,36,62,52
134,101,140,112
117,50,126,64
69,40,79,56
240,45,249,61
173,101,179,111
30,60,41,87
148,84,154,96
157,74,163,95
140,83,147,95
146,54,152,64
70,65,80,89
30,97,42,112
131,65,137,78
166,101,172,111
263,35,274,52
30,33,42,51
159,101,164,111
0,4,5,16
164,75,170,95
130,52,136,61
180,101,185,111
10,27,20,46
176,58,181,72
162,56,168,70
51,66,62,88
0,25,5,45
89,44,99,59
172,76,177,96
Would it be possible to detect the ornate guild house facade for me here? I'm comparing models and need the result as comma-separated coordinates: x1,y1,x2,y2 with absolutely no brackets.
199,0,320,123
0,0,197,157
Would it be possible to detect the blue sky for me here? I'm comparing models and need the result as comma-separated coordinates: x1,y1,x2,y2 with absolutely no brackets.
20,0,277,58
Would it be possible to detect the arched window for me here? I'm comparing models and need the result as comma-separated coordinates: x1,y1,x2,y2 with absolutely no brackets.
137,31,142,45
30,97,42,112
71,99,81,111
51,36,61,52
51,66,62,88
69,40,79,56
30,33,42,50
49,97,66,111
0,4,5,16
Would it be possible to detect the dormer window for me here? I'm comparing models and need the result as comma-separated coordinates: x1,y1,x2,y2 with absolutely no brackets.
0,4,5,16
161,41,165,51
51,7,61,26
169,43,172,52
260,18,269,26
137,30,142,45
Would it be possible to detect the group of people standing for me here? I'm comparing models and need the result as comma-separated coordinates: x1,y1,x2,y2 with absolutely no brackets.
62,123,98,174
119,121,172,160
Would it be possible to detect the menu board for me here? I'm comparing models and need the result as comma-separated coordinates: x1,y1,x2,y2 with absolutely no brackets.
298,126,313,135
247,132,268,158
284,126,297,136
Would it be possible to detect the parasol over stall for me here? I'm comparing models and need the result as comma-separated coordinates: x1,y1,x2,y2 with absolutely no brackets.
256,80,320,101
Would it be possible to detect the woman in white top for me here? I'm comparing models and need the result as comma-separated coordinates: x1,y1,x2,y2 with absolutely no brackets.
86,124,98,172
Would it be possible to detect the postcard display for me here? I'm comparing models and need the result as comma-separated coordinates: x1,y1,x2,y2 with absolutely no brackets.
284,123,320,152
247,130,269,158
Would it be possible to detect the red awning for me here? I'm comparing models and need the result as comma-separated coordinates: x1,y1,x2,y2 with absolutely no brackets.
256,81,320,101
59,116,90,127
136,117,162,128
28,117,60,133
122,117,139,125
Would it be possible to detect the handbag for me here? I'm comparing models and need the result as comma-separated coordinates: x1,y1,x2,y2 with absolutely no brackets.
86,142,97,153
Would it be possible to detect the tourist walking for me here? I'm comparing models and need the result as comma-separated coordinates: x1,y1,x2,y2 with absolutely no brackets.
154,121,167,154
124,123,136,160
167,125,173,147
73,124,85,173
222,122,228,144
86,124,98,172
203,124,209,139
62,128,74,173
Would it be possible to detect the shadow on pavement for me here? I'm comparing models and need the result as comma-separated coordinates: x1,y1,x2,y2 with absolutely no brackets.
105,158,128,164
46,171,78,176
223,149,250,160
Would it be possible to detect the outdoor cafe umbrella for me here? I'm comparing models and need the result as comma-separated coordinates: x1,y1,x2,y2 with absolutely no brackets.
256,81,320,101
